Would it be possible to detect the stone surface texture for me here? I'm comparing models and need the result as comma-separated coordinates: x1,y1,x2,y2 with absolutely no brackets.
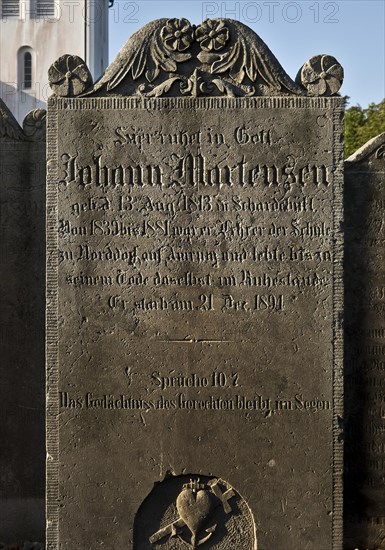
0,99,46,542
46,19,344,550
344,133,385,550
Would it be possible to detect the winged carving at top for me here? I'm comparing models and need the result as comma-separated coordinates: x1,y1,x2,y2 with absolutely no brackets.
48,18,344,98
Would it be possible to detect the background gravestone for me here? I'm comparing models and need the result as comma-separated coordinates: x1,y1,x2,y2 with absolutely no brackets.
0,100,46,543
46,19,344,549
344,133,385,550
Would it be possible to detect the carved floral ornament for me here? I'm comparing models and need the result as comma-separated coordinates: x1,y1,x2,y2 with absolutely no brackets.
48,18,344,98
161,18,195,52
295,54,344,96
48,55,93,97
23,109,47,142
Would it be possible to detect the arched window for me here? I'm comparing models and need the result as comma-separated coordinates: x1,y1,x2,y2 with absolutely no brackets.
1,0,20,18
18,47,34,90
35,0,55,17
23,51,32,89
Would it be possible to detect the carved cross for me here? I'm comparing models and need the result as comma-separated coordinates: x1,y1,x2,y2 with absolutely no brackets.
210,480,236,514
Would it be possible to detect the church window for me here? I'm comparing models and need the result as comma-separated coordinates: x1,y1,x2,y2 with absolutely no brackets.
18,47,34,90
35,0,56,17
23,51,32,89
1,0,20,18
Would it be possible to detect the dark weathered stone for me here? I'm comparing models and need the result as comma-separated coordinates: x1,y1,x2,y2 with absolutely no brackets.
46,19,344,549
344,133,385,550
0,100,46,542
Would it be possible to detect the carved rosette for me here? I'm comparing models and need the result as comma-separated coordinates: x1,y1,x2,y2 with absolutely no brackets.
160,18,195,52
23,109,47,141
195,19,230,52
48,54,93,97
47,19,344,98
296,54,344,96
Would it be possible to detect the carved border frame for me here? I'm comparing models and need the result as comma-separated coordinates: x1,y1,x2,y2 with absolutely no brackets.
332,103,345,550
46,96,344,549
46,99,59,550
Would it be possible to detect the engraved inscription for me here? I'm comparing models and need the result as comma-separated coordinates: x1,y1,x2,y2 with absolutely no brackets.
56,111,336,329
47,96,343,550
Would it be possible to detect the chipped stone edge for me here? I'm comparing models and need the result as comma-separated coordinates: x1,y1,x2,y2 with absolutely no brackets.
45,95,345,549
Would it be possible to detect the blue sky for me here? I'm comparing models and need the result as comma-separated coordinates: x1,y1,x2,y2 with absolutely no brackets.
108,0,385,107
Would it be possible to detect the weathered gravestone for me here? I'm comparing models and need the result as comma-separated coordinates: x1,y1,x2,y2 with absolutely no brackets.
344,133,385,550
0,100,46,543
46,19,345,549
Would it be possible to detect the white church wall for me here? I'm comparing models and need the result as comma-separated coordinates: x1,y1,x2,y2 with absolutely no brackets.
0,0,108,124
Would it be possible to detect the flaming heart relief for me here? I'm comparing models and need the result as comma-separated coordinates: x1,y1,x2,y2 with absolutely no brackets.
147,477,256,549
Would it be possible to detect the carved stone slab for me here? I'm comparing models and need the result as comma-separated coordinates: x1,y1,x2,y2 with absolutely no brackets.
46,93,344,549
46,18,344,550
344,133,385,549
0,100,46,542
